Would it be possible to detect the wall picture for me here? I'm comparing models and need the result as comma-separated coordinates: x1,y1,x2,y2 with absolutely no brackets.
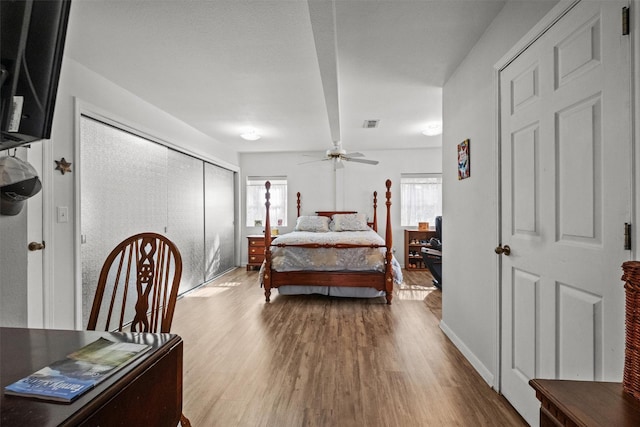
458,139,470,180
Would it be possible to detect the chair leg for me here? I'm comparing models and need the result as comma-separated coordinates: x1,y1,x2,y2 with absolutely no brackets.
180,413,192,427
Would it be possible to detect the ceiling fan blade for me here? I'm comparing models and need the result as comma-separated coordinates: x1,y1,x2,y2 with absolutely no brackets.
298,158,329,165
344,157,379,165
344,152,364,158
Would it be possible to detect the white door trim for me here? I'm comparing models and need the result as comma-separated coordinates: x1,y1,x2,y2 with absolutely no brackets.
42,136,54,327
492,65,501,392
496,0,582,72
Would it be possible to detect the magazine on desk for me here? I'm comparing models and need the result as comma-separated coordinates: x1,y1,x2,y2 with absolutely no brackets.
4,337,150,403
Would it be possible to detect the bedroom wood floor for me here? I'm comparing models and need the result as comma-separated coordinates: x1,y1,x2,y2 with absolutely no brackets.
171,268,526,427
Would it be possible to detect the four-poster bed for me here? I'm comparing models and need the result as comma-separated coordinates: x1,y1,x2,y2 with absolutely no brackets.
260,179,401,304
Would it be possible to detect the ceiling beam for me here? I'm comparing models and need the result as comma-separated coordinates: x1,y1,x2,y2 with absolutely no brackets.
308,0,340,144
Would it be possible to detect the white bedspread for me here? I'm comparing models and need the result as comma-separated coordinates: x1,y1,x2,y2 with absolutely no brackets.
259,230,403,284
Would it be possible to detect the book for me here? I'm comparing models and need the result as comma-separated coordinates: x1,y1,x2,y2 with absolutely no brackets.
4,337,150,403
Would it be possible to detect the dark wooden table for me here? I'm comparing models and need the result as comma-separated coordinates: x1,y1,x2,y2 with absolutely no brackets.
0,327,183,426
530,378,640,426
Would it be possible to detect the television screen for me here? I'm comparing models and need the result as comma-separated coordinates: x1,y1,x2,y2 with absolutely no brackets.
0,0,71,150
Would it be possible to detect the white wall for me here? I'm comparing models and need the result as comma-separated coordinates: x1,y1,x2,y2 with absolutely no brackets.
240,148,442,267
441,0,558,385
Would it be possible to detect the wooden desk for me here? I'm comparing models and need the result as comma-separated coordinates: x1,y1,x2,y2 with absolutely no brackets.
1,327,183,426
530,379,640,426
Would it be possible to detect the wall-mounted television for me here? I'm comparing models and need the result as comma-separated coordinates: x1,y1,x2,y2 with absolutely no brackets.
0,0,71,151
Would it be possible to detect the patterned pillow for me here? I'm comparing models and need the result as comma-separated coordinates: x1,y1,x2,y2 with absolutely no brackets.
331,213,369,231
294,215,331,232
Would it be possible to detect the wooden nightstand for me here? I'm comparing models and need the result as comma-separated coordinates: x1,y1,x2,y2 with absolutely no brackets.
246,235,274,270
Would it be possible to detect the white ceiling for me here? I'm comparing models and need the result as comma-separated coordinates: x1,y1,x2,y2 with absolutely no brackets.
64,0,506,154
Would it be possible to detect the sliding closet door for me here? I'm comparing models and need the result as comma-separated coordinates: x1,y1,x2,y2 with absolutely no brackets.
80,116,168,327
166,150,205,294
204,163,235,280
81,116,237,327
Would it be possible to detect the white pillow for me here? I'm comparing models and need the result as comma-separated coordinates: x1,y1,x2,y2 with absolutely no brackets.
294,215,331,232
331,213,369,231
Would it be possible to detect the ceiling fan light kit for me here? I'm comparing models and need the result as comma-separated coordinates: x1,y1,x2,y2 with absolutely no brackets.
326,147,346,158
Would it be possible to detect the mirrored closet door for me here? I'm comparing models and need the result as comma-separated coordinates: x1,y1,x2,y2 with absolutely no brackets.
80,115,235,327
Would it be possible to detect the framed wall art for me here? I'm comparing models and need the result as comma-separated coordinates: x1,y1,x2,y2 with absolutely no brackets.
458,139,470,180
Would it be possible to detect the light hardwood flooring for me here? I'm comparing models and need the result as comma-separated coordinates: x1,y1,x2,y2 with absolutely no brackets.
171,268,526,426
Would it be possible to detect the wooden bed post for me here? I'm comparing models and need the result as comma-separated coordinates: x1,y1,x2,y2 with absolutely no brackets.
384,180,393,305
264,181,272,302
372,191,378,232
296,192,301,218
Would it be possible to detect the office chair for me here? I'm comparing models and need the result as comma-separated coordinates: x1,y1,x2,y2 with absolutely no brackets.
421,244,442,289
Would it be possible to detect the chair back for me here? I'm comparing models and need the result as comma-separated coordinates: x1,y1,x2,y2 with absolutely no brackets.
87,232,182,333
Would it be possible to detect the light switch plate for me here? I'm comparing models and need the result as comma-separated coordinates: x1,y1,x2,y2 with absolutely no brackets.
57,206,68,223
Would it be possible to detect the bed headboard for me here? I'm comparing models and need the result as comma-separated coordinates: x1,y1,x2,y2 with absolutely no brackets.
264,180,390,244
291,189,378,231
315,200,378,232
314,211,356,218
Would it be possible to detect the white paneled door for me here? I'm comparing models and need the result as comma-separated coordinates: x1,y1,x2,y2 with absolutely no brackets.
499,1,631,424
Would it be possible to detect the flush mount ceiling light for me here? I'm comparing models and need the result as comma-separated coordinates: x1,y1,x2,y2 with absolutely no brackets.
422,122,442,136
240,130,261,141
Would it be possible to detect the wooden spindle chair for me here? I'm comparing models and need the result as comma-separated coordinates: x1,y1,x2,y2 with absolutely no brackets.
87,232,191,427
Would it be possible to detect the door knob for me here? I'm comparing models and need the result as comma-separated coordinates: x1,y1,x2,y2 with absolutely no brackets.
28,241,46,251
494,244,511,256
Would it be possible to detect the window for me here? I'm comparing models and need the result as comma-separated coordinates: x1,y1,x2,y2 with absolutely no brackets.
401,174,442,227
246,176,287,227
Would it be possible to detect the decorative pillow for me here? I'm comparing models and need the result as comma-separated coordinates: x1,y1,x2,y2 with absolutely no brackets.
331,213,369,231
294,215,330,232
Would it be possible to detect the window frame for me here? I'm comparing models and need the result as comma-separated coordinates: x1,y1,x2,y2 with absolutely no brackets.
400,173,442,227
246,176,288,227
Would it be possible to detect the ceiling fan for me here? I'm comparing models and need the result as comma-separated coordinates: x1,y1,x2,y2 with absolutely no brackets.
300,141,379,169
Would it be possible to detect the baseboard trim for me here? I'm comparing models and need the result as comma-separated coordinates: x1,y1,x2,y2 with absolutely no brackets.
439,319,495,387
